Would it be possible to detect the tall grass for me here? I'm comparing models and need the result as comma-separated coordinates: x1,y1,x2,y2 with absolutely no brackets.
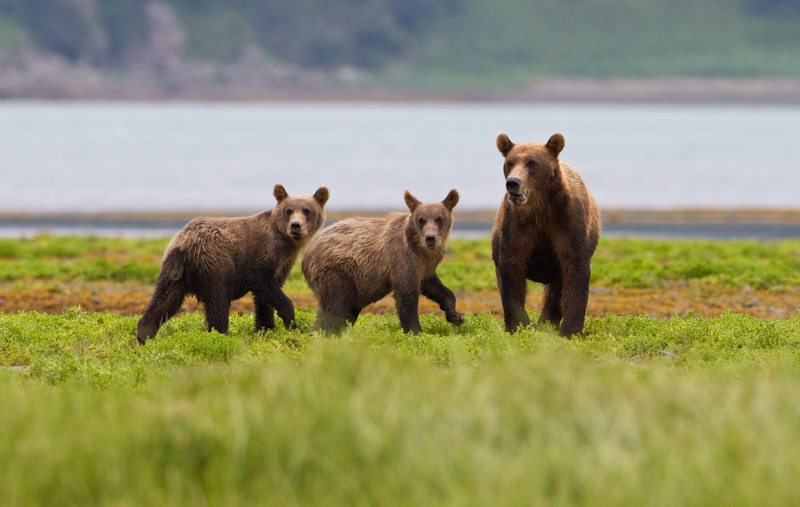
2,309,800,504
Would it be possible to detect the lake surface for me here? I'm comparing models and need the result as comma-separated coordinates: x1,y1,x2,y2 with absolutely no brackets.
1,101,799,213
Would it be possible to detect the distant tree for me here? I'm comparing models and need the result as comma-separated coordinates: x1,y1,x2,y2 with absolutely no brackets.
98,0,149,63
746,0,800,14
19,0,93,61
389,0,461,29
251,0,461,69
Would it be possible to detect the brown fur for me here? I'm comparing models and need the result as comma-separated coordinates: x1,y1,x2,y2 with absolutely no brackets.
302,190,464,334
136,184,329,344
491,133,601,336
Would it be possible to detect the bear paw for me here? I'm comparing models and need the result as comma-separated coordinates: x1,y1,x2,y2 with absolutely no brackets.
446,311,466,326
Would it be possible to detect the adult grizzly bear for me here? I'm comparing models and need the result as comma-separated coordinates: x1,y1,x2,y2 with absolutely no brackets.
136,184,329,344
302,190,465,335
492,133,600,336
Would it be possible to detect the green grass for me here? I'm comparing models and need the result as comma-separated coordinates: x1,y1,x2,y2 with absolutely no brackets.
2,235,800,504
592,238,800,289
2,236,800,290
2,309,800,504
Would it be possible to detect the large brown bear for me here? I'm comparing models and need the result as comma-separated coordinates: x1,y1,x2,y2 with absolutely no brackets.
302,190,465,335
492,133,600,336
136,184,329,344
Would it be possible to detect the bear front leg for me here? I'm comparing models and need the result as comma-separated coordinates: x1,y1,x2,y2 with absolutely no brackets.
421,275,465,326
137,281,186,344
253,297,275,332
254,281,297,330
496,260,530,333
558,264,591,337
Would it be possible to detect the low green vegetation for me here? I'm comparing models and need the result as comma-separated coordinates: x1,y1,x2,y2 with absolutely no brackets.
3,236,799,291
2,235,800,504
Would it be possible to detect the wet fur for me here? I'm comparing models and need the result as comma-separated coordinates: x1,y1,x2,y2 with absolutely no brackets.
302,190,464,334
491,133,601,336
136,184,329,344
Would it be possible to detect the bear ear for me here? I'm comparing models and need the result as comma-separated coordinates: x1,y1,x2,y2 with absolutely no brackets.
546,133,565,157
273,184,289,203
496,133,514,157
404,190,420,212
442,189,459,211
313,186,330,207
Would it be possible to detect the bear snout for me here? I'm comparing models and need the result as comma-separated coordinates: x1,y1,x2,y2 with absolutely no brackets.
425,234,437,247
290,221,303,236
506,177,528,205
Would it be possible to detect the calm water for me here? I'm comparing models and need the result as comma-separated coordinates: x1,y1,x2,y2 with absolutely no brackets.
1,101,799,213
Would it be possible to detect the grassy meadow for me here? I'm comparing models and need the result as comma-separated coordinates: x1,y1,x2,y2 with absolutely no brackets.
1,235,800,505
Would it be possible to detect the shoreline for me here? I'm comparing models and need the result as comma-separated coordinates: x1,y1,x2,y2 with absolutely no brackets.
3,78,800,105
3,208,800,239
3,207,800,223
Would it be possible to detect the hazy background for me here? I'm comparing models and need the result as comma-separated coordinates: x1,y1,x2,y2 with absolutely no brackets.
1,0,800,98
1,0,799,221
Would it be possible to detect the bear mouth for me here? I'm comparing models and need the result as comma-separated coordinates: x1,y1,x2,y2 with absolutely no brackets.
290,231,306,240
507,191,528,206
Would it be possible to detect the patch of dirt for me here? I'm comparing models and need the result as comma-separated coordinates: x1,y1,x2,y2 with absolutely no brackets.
1,282,797,320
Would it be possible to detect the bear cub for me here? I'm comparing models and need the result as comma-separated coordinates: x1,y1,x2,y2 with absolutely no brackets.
137,184,329,344
492,133,600,337
302,189,465,335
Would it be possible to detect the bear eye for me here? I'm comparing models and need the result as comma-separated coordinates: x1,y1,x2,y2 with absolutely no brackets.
303,208,310,216
419,218,426,226
435,217,443,226
526,159,537,169
286,208,293,216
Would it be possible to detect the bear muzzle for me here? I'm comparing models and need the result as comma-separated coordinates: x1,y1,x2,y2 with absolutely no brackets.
506,178,528,205
425,234,437,248
289,221,305,238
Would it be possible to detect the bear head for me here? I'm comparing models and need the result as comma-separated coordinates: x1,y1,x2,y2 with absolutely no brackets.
404,189,459,250
272,184,330,241
496,132,565,207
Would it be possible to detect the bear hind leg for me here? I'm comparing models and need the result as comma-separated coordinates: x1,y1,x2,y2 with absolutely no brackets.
559,266,591,338
347,307,362,326
201,292,231,335
539,282,563,329
254,297,275,332
313,273,358,335
137,282,186,344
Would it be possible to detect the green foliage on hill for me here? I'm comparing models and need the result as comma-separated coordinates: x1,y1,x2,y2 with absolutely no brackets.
0,0,799,81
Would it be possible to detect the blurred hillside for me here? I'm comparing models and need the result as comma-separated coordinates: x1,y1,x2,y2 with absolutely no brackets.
1,0,799,99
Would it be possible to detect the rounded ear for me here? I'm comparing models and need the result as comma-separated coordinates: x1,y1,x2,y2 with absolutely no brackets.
546,133,565,157
496,133,514,157
404,190,420,212
313,186,330,207
273,184,289,203
442,189,459,211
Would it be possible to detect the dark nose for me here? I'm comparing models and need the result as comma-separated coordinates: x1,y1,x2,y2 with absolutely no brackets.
506,178,521,194
425,235,436,246
290,222,302,234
